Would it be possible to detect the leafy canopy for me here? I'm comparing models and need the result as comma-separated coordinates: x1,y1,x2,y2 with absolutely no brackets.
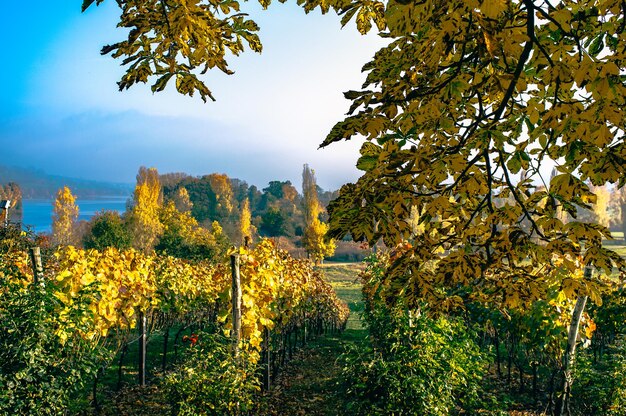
85,0,626,311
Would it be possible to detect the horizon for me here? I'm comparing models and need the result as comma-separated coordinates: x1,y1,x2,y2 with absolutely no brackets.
1,163,344,196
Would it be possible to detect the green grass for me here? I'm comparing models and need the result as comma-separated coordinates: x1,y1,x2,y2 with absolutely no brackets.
609,244,626,258
319,262,365,331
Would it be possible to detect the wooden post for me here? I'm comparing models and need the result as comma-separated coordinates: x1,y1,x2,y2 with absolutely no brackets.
231,254,242,355
263,328,271,390
557,266,592,416
29,247,44,285
138,311,147,386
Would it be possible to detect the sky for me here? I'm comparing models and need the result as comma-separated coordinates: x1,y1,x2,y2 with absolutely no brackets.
0,2,385,192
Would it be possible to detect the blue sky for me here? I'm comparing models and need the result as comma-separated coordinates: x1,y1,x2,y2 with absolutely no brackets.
0,2,384,191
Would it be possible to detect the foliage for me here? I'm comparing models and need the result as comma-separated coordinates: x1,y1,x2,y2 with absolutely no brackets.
0,251,108,415
207,173,234,218
302,219,336,264
128,166,163,253
302,164,336,263
164,332,259,415
52,246,228,339
340,253,491,415
322,0,626,314
51,186,79,246
172,187,193,213
572,337,626,415
156,200,222,260
83,210,132,250
259,207,287,237
82,0,262,102
225,239,349,362
340,319,490,416
239,197,254,246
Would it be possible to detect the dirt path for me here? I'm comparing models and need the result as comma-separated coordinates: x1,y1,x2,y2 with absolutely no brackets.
255,329,365,416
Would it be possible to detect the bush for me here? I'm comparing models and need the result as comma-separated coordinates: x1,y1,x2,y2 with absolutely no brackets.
572,337,626,415
340,314,489,416
0,278,106,415
164,333,259,415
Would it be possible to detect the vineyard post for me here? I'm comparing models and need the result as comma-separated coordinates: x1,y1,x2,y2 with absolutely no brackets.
263,327,271,390
29,246,44,285
231,254,242,355
138,311,147,386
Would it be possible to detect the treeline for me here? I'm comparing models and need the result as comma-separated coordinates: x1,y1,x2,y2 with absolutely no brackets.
159,170,338,240
39,165,364,263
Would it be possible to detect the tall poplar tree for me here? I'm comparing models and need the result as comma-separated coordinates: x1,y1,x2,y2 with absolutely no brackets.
51,187,79,246
129,167,163,253
302,164,335,263
240,197,253,247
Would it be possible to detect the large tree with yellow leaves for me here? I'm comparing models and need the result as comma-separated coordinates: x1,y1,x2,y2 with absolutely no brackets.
52,186,79,246
85,0,626,329
128,167,163,253
84,1,626,410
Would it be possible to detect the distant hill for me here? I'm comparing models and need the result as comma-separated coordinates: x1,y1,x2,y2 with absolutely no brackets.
0,165,133,199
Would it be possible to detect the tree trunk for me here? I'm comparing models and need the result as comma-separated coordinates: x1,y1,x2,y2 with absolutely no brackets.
556,291,589,416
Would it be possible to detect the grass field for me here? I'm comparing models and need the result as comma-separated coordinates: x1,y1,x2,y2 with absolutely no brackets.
319,262,365,331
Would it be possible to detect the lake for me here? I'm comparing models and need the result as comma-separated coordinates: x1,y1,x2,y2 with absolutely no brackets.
21,196,130,233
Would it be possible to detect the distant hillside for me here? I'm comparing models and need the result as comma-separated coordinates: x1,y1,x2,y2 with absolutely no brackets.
0,165,133,199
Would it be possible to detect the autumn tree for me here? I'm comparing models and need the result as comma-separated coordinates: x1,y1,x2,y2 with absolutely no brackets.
156,200,218,260
302,164,335,263
51,187,79,246
206,173,234,219
172,187,193,213
0,183,23,224
239,198,254,247
128,167,163,253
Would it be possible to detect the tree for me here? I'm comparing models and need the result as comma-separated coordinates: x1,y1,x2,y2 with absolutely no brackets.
239,198,254,247
172,187,193,213
128,167,163,253
259,208,287,237
83,210,132,250
51,187,79,246
302,164,335,263
321,1,626,309
0,182,23,224
206,173,234,219
156,200,218,260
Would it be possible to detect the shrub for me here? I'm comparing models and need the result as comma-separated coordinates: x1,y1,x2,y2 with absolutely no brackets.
0,278,106,415
340,314,489,416
572,336,626,415
164,333,259,415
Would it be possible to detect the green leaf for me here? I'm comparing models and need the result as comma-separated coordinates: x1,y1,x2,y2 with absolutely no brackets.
356,155,378,171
